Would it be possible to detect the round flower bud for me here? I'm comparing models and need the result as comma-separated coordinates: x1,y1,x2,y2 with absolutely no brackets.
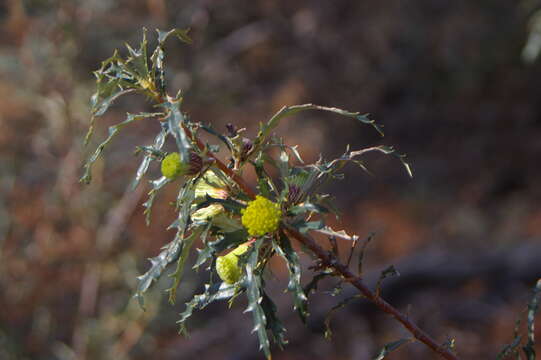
161,152,186,179
216,243,250,284
241,195,281,237
161,152,203,180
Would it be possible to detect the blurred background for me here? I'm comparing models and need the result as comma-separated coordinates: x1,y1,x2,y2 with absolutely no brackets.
1,0,541,359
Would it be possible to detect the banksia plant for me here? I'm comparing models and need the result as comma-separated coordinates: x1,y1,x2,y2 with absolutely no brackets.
81,28,466,360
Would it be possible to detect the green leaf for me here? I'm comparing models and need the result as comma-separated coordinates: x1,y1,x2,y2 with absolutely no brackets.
273,231,308,322
167,228,203,304
261,291,288,348
157,28,192,45
131,122,168,189
244,238,271,359
193,229,249,270
311,145,413,180
143,176,170,225
288,202,328,216
373,338,413,360
161,97,192,164
151,28,192,94
252,104,384,159
124,28,150,80
314,226,358,241
172,178,197,235
81,112,163,184
252,155,277,199
135,179,197,308
135,235,182,308
292,220,324,234
92,88,136,118
178,282,238,335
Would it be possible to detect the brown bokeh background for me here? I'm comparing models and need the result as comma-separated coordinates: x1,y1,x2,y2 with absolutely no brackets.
1,1,541,359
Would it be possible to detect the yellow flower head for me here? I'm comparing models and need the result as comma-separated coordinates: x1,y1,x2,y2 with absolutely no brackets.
216,243,250,284
241,195,281,237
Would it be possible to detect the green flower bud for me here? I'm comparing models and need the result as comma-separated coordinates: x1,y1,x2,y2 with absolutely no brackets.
161,152,186,179
216,243,250,284
161,152,203,180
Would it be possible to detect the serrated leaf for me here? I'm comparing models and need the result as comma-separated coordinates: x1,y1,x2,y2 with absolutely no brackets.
143,176,170,225
310,145,412,181
135,237,182,308
131,121,168,189
157,28,192,45
373,338,413,360
261,291,288,348
178,282,237,335
124,28,150,80
174,178,197,234
168,227,203,304
81,112,163,184
273,231,308,322
314,226,358,241
161,97,192,164
252,104,384,160
244,238,271,359
135,179,197,308
193,228,249,270
151,28,191,94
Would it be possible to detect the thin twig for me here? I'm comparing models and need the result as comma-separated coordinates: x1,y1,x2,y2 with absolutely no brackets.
284,226,459,360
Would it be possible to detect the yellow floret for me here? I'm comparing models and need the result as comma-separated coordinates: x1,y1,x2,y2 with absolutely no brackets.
241,195,281,237
216,244,250,284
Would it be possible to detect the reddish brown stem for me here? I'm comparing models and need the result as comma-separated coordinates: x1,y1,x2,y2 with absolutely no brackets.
285,226,458,360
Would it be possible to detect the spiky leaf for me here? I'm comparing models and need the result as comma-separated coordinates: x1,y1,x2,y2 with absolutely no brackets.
244,238,271,359
273,231,308,322
178,282,237,335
